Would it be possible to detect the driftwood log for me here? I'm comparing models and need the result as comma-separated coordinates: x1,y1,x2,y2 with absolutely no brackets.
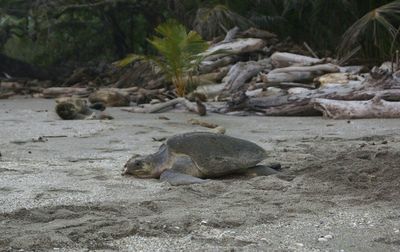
228,78,400,116
194,84,225,100
260,63,340,83
187,67,230,86
221,59,272,94
199,56,240,74
270,52,323,68
42,87,90,98
0,82,24,91
313,96,400,119
122,97,200,114
202,38,266,60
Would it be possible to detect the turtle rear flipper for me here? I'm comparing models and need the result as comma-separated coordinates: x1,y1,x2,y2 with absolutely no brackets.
160,170,209,186
244,165,279,177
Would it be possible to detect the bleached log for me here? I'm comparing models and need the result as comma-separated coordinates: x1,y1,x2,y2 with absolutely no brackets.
194,83,225,99
313,96,400,119
251,82,316,90
230,81,400,116
42,87,90,98
315,73,357,87
269,64,339,74
202,38,266,60
260,64,339,83
222,59,272,93
260,71,315,83
221,26,240,43
199,56,239,74
271,52,322,68
0,82,23,91
121,97,199,114
245,88,264,97
229,81,363,116
339,65,367,74
188,67,230,86
118,87,139,93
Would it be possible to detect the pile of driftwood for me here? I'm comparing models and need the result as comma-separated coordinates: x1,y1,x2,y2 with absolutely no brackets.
2,26,400,120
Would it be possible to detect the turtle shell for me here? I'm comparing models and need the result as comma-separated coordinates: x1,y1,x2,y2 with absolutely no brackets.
165,132,267,177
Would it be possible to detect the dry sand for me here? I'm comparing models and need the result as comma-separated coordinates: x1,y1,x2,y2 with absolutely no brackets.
1,98,400,252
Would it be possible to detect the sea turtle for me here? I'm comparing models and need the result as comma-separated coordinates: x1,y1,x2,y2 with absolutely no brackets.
123,132,279,185
55,97,113,120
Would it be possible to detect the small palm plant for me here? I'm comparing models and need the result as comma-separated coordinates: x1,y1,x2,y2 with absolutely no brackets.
148,19,209,97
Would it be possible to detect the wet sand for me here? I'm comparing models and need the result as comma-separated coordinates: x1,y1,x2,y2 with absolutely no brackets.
1,98,400,251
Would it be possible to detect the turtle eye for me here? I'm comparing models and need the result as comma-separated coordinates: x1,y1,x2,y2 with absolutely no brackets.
134,160,142,167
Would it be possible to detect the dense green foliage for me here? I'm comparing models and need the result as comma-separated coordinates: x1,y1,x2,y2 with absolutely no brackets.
1,0,399,66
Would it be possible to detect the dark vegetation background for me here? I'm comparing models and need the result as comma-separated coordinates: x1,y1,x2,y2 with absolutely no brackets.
0,0,399,70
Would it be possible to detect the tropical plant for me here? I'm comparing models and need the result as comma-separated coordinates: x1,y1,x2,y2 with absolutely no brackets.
148,19,209,97
338,0,400,62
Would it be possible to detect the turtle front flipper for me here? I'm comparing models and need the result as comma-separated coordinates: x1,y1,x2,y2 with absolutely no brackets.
160,170,209,186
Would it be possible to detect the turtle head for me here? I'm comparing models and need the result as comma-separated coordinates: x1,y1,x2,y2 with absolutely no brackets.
122,155,155,178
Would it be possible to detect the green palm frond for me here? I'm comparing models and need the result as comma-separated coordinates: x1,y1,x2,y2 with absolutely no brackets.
112,54,145,68
338,0,400,61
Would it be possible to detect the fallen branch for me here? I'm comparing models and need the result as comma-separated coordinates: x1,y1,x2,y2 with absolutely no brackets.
221,26,240,43
187,118,219,128
303,42,319,59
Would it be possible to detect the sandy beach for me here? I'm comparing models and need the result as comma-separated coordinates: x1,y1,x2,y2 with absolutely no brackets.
1,97,400,251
